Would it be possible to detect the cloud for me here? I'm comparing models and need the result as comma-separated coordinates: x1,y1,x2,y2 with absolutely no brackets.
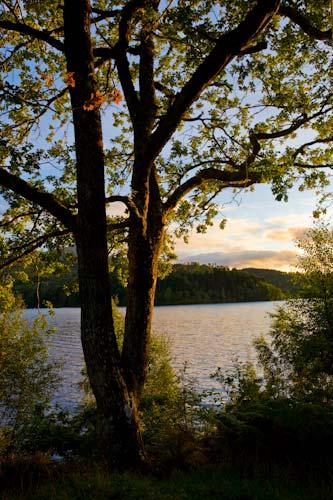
178,249,298,271
172,213,315,270
265,226,307,242
174,218,263,253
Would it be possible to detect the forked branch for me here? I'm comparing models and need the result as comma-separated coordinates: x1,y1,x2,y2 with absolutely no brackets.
146,0,281,162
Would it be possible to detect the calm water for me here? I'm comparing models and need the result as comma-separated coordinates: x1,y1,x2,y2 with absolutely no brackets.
24,301,282,408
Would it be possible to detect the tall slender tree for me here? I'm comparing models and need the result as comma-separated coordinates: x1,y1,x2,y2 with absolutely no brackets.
1,0,333,466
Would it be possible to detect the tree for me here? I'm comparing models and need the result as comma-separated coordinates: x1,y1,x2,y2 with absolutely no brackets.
1,0,333,466
254,224,333,402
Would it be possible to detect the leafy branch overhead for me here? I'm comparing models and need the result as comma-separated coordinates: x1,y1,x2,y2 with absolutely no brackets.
0,1,332,249
1,0,333,466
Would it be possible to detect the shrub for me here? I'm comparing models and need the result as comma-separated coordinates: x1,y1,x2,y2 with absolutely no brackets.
213,398,333,466
213,224,333,407
0,281,60,454
254,225,333,403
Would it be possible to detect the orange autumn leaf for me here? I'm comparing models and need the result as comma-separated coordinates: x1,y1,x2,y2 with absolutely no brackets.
64,71,76,88
83,90,106,111
82,102,94,111
109,88,123,105
39,71,54,88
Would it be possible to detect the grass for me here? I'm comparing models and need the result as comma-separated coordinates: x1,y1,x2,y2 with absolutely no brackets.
2,461,333,500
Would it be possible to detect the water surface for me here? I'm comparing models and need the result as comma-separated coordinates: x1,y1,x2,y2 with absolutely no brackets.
24,301,282,408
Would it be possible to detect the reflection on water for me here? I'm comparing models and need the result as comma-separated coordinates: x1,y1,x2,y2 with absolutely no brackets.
24,301,282,408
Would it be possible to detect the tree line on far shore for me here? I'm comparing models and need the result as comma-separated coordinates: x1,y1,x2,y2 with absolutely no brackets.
14,263,298,308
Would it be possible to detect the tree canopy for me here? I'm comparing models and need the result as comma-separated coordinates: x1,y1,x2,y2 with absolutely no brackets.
0,1,332,262
1,0,333,466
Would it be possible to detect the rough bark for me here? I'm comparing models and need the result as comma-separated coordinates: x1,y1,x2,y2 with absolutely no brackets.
122,160,165,398
63,0,145,467
122,213,164,398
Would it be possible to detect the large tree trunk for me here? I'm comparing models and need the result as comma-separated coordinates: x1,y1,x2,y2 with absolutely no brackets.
63,0,145,467
120,14,163,399
75,234,145,467
122,170,164,398
122,222,164,398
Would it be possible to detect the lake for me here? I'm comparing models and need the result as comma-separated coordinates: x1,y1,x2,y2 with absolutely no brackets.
24,301,283,408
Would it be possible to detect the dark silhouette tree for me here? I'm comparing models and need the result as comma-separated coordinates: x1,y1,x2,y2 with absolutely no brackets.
1,0,333,466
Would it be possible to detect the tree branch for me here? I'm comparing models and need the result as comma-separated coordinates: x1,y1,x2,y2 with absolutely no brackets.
279,3,331,41
146,0,281,162
139,2,158,138
241,108,333,172
294,163,333,169
105,195,142,220
105,195,130,206
93,46,118,59
254,108,333,141
293,136,333,159
91,8,121,23
0,20,64,51
164,168,262,212
183,159,239,174
107,220,131,231
0,168,76,230
1,87,69,135
114,0,145,124
0,209,39,229
0,40,30,67
238,40,268,55
93,45,141,67
0,229,69,269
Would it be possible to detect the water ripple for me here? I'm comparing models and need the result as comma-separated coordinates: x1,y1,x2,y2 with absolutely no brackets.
24,302,281,408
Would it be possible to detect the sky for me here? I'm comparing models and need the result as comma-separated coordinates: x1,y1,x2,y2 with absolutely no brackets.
172,183,332,272
108,180,331,272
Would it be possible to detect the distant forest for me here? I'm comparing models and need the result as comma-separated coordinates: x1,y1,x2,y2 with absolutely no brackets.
14,263,299,308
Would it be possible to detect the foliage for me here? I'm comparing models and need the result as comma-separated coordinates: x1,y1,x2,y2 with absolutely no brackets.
141,360,210,467
0,280,60,454
213,398,333,466
1,0,333,465
217,224,333,463
255,224,333,402
208,224,333,466
79,306,209,465
0,1,332,266
7,304,208,467
155,263,285,305
243,267,300,296
14,262,290,308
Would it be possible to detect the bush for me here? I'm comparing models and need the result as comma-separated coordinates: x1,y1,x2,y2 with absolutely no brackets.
213,398,333,466
213,225,333,407
0,281,60,454
254,225,333,403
